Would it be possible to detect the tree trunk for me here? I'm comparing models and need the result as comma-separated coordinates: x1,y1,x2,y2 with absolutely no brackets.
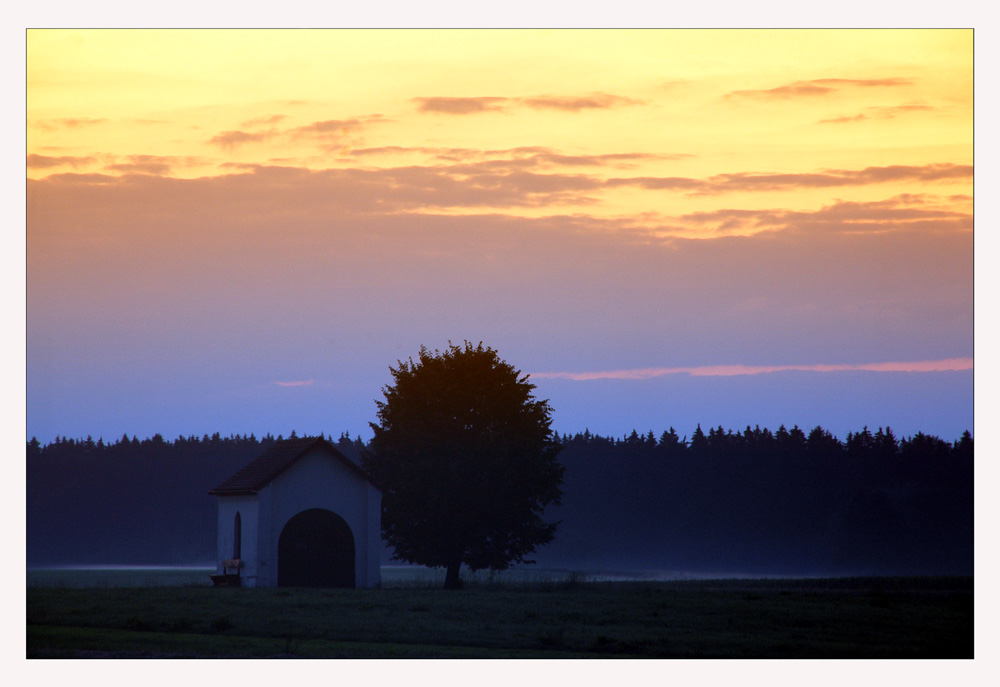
443,560,463,590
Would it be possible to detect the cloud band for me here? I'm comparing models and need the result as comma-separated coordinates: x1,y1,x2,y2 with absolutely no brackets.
531,358,973,381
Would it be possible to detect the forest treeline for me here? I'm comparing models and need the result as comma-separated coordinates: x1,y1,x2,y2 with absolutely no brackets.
26,425,973,576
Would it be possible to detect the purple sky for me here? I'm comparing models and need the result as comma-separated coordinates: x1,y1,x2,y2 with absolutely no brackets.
26,181,972,443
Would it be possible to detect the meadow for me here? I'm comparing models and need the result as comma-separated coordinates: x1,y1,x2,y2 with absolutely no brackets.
26,570,973,658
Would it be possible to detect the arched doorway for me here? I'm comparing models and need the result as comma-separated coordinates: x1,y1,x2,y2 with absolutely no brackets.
277,508,356,588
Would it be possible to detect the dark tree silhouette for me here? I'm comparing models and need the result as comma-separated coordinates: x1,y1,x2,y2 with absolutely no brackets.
362,342,564,589
689,423,708,460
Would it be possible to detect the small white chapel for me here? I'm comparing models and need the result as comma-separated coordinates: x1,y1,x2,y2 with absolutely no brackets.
209,436,383,588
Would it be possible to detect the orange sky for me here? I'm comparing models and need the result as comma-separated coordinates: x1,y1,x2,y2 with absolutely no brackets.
27,29,972,231
26,29,974,442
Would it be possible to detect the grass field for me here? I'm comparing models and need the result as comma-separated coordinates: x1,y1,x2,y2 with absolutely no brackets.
26,574,973,658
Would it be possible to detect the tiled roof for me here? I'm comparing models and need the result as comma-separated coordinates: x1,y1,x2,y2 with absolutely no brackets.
209,436,381,495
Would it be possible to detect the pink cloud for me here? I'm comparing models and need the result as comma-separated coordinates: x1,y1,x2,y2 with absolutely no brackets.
413,97,508,114
412,93,640,115
531,358,973,381
27,154,98,169
209,129,278,148
288,118,372,139
726,78,911,99
820,103,933,124
273,380,315,387
519,93,641,110
36,117,107,131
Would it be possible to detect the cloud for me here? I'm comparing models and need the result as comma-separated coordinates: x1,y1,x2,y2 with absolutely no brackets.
27,154,97,169
35,117,107,131
676,197,972,237
531,151,680,168
531,358,973,381
520,93,642,110
201,161,605,210
29,154,209,177
606,175,707,191
35,156,971,225
273,380,315,387
819,103,933,124
728,82,836,99
209,129,279,148
608,163,973,196
413,93,640,115
811,78,913,88
818,114,870,124
347,145,674,170
413,97,508,114
483,146,551,156
209,116,384,149
347,145,463,157
708,163,972,191
433,150,676,177
287,117,375,140
241,114,288,127
726,78,911,99
105,162,171,176
102,155,206,176
878,103,933,113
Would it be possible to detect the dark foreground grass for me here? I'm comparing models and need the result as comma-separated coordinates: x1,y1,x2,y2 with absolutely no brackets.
27,577,973,658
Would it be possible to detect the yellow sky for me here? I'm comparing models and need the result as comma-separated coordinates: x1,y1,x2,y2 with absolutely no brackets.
27,29,972,231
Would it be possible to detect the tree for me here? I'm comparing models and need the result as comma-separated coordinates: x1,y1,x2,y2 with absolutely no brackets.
689,424,708,460
362,341,565,589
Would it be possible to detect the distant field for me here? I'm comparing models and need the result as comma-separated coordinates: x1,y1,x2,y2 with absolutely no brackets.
26,566,601,589
26,567,216,589
26,574,973,658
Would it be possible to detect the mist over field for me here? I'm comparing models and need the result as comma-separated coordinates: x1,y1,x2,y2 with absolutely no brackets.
26,427,972,578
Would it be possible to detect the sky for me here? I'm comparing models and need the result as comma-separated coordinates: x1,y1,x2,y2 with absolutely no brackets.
25,28,974,445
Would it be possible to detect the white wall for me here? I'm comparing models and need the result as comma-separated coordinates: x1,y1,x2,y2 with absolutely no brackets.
218,446,382,588
215,495,260,586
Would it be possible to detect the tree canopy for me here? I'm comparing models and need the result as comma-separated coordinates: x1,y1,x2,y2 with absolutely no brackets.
362,342,564,588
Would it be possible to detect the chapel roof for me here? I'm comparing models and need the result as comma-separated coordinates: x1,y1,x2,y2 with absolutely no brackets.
209,436,381,496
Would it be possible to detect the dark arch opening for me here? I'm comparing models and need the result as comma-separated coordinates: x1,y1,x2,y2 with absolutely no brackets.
277,508,356,588
233,512,242,560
